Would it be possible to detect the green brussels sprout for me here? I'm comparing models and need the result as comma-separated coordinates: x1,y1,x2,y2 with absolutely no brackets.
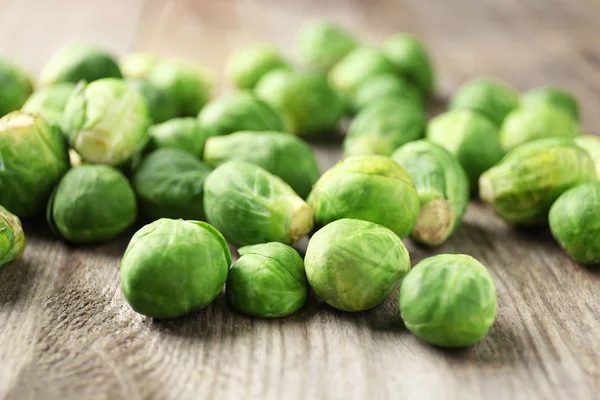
307,155,420,238
449,78,519,126
147,117,207,158
227,242,308,317
305,218,411,312
549,182,600,264
391,140,469,246
522,86,579,121
297,19,357,71
120,52,159,79
255,70,344,136
426,110,504,189
0,112,69,217
126,78,177,124
0,206,25,267
132,148,211,221
47,165,136,243
225,43,290,90
0,58,33,117
351,73,422,113
203,131,319,198
198,91,285,137
381,33,435,95
120,218,231,319
575,135,600,178
39,42,121,87
204,161,314,247
62,78,150,165
479,138,596,225
399,254,497,348
22,83,76,126
344,97,425,157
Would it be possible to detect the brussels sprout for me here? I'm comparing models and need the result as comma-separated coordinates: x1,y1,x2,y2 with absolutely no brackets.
426,110,504,189
399,254,497,348
381,33,435,95
305,218,410,312
203,131,319,198
255,70,343,136
147,117,207,158
120,52,159,79
204,161,313,247
0,59,33,117
47,165,136,243
549,182,600,264
227,242,308,317
449,79,519,126
479,138,596,225
22,83,76,126
344,97,425,157
132,148,211,221
522,86,579,121
62,78,150,165
225,43,290,90
0,206,25,267
307,155,420,238
39,42,121,87
351,73,422,113
0,112,69,217
391,140,469,246
121,219,231,319
126,78,177,124
297,19,357,71
575,135,600,178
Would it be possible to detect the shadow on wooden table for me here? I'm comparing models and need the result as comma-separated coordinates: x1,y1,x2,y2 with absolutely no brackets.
0,258,36,305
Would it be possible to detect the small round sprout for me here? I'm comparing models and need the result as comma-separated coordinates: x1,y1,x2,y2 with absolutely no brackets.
0,58,33,117
399,254,497,348
47,165,136,243
522,86,579,121
147,117,207,158
575,135,600,178
0,206,25,267
126,78,178,124
225,42,290,90
297,19,357,71
351,73,422,113
305,218,411,312
62,78,150,165
120,219,231,319
120,52,159,79
22,83,76,126
227,242,308,317
307,155,420,238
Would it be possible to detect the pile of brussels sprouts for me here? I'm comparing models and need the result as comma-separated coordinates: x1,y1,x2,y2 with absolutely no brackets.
0,19,598,350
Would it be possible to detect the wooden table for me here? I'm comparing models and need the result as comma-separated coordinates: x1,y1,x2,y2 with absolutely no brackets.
1,0,599,399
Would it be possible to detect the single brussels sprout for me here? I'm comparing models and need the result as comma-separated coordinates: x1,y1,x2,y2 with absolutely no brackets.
522,86,579,121
449,79,519,126
225,43,290,90
147,117,207,158
121,219,231,319
22,83,76,126
381,33,435,95
399,254,497,348
255,70,344,136
126,78,177,124
132,148,211,221
62,78,150,165
479,138,596,225
47,165,136,243
575,135,600,178
344,97,425,157
391,140,469,246
307,155,420,238
297,19,357,71
0,112,69,217
549,182,600,264
426,110,504,189
39,42,121,87
305,218,410,312
204,161,313,247
0,206,25,267
203,131,319,198
227,242,308,317
351,73,422,113
120,52,159,79
0,58,33,117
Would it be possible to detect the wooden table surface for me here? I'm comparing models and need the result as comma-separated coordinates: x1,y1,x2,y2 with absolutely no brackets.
1,0,600,399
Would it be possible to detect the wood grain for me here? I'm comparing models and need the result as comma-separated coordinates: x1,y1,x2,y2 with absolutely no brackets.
1,0,600,399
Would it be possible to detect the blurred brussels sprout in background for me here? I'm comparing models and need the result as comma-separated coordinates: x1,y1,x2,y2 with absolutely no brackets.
0,206,25,267
62,78,150,165
344,97,425,157
521,86,579,121
203,131,319,198
255,70,344,136
147,117,207,158
47,165,136,243
399,254,497,348
297,19,357,71
305,218,410,312
426,110,504,189
204,161,313,247
225,42,290,90
126,78,177,124
22,83,76,126
449,78,519,126
392,140,469,246
308,155,419,238
351,73,422,113
132,148,211,221
120,52,159,79
227,242,308,317
0,59,33,117
575,135,600,178
121,219,231,319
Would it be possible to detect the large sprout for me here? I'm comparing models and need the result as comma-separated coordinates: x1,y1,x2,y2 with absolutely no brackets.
297,19,357,71
147,117,207,158
521,86,579,121
22,83,76,126
225,42,290,90
0,206,26,267
126,78,178,124
0,58,33,117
